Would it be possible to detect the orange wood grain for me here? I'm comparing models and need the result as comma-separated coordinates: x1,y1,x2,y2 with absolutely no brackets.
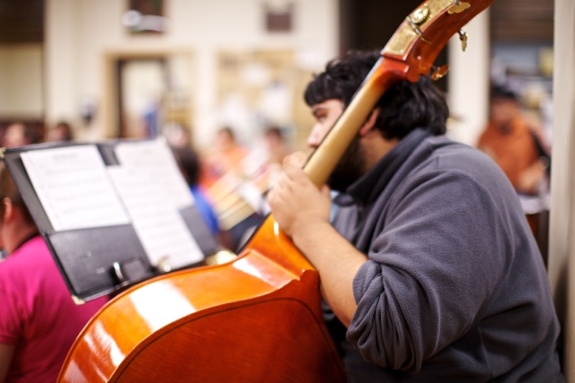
58,217,346,382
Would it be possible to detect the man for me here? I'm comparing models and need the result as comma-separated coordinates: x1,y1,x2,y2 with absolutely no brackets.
267,50,564,381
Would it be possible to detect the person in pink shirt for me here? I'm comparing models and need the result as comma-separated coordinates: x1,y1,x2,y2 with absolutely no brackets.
0,163,108,382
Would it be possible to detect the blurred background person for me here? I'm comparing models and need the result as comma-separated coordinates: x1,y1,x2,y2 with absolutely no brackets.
200,126,264,251
1,122,42,148
200,126,249,188
261,126,292,167
171,145,221,237
162,122,192,149
477,86,550,196
477,85,551,262
0,162,108,382
171,144,240,252
45,120,74,142
243,125,294,214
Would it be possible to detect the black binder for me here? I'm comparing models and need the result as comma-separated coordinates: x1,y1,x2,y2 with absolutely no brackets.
3,139,219,302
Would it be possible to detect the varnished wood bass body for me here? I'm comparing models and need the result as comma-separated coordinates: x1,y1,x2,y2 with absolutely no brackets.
58,217,345,382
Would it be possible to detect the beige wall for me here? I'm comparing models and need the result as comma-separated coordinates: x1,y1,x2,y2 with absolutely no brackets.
446,10,490,146
0,44,43,118
44,0,339,146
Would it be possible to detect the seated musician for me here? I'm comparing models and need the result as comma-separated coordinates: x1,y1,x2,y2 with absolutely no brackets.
267,50,564,381
200,127,266,252
0,162,108,382
171,145,221,236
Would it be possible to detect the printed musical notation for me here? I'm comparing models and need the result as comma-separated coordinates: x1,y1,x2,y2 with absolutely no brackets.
21,140,204,269
21,145,130,231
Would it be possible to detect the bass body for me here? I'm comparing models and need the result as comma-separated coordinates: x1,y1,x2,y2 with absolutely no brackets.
58,217,345,382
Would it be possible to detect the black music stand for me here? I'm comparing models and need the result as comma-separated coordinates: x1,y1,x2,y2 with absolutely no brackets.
3,139,219,302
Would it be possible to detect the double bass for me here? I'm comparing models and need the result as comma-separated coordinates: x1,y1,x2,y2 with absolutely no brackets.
58,0,493,381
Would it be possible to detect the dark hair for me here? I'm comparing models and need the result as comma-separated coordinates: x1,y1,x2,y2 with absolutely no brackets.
218,126,236,141
490,85,518,102
0,162,34,224
304,50,449,139
171,146,201,186
54,121,74,141
264,126,284,139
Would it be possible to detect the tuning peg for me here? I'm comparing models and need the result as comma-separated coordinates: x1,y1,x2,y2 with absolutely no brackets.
411,6,430,25
431,65,450,81
458,29,468,52
448,0,471,14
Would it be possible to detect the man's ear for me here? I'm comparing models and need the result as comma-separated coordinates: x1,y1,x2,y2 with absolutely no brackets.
359,108,380,137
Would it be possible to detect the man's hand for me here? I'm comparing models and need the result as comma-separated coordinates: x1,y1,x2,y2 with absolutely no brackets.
268,153,365,326
267,154,332,239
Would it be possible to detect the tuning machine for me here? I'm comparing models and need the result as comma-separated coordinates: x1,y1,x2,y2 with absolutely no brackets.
431,65,450,81
406,5,432,44
458,29,468,51
448,0,471,14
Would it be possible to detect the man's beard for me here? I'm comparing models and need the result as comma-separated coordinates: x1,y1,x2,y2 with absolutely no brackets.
327,135,365,193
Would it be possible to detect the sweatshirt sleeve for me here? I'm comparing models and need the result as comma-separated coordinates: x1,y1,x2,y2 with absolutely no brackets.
346,170,511,373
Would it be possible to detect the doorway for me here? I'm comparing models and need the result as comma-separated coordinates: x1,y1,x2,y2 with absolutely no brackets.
103,51,195,144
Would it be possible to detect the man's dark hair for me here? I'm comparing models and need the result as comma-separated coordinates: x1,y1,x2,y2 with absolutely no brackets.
304,50,449,139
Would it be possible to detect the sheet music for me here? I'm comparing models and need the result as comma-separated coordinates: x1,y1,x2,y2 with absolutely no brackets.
20,146,130,231
107,166,204,269
114,139,194,209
